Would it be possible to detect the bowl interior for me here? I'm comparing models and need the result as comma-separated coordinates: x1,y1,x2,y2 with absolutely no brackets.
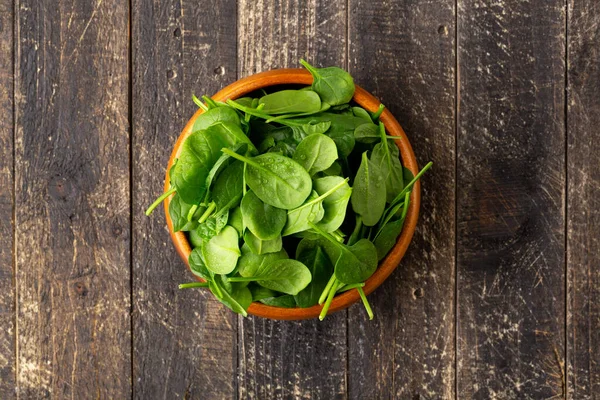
164,69,421,320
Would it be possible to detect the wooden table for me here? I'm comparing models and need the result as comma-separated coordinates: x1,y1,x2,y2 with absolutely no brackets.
1,1,598,399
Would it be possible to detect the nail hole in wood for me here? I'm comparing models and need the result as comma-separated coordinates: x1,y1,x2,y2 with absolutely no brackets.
214,66,225,76
74,282,88,297
167,69,175,79
173,27,181,37
438,25,448,35
413,288,424,298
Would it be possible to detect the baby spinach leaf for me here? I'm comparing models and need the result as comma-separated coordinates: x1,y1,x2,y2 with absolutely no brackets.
209,279,252,317
351,152,386,226
169,193,204,232
313,176,352,232
352,106,372,123
212,160,245,214
354,123,380,144
300,59,355,106
196,211,229,241
248,284,278,301
302,120,331,135
189,247,211,280
229,259,312,295
221,149,312,210
202,226,241,274
259,295,297,308
294,245,334,307
259,90,322,115
374,217,405,261
283,191,325,236
188,228,205,249
191,106,241,133
243,230,283,255
238,243,288,277
173,122,253,204
228,206,244,237
292,133,338,176
241,190,287,240
322,161,342,176
370,123,403,203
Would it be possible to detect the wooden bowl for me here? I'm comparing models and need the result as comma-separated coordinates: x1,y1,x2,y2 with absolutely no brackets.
164,69,421,320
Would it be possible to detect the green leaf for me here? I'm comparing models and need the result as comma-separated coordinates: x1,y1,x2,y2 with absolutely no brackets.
212,160,245,214
283,191,325,236
239,259,312,295
241,190,287,240
191,106,242,133
228,206,244,237
189,247,211,280
294,245,334,307
243,230,283,255
238,243,288,277
221,150,312,210
259,295,297,308
300,59,355,106
292,133,338,176
202,226,241,274
351,152,386,226
169,193,204,232
209,279,252,317
370,122,403,202
259,90,322,114
313,176,352,233
374,218,405,261
248,285,278,301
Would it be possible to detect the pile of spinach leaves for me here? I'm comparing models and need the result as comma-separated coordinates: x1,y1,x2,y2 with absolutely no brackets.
146,60,432,320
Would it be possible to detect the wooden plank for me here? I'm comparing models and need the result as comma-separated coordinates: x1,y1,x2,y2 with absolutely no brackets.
131,1,238,398
0,0,14,395
14,0,130,398
236,1,348,398
457,1,566,398
567,0,600,397
347,1,456,399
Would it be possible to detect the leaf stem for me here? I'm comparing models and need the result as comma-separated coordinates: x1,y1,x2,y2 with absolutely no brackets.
319,274,337,305
347,215,362,246
198,201,216,224
288,178,349,215
187,204,198,222
308,223,345,251
336,282,365,293
221,147,263,170
145,187,176,216
192,94,208,111
319,280,341,321
370,103,385,121
389,161,433,207
299,59,319,77
357,287,374,320
179,282,209,289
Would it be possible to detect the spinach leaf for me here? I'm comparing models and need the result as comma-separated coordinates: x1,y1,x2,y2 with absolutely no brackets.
241,190,287,240
312,176,352,232
237,243,288,277
188,247,211,280
283,191,325,236
229,259,312,295
294,245,334,307
212,160,245,214
352,107,372,123
292,133,338,176
191,106,241,133
370,123,403,203
172,122,253,204
221,149,312,210
351,152,386,226
248,285,278,301
196,211,229,241
259,295,297,308
300,59,355,106
243,229,283,255
209,279,252,317
302,120,331,135
169,193,204,232
354,123,379,144
374,217,405,261
202,226,241,274
259,90,322,114
228,206,244,237
188,228,205,249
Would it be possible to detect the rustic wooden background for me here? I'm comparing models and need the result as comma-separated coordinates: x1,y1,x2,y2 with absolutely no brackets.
1,0,598,398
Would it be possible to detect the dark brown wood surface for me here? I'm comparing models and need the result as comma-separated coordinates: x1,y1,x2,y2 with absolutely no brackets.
1,0,599,399
567,0,600,398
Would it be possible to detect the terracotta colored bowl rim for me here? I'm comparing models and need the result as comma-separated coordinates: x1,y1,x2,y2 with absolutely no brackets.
164,68,421,320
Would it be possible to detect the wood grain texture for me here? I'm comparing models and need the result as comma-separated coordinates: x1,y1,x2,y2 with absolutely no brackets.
457,1,566,398
14,0,131,398
348,1,456,399
237,1,348,398
567,0,600,398
0,0,14,395
131,1,238,398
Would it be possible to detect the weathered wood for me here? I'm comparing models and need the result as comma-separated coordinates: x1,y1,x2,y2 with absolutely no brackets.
131,1,238,398
0,0,14,395
457,1,566,398
237,1,348,398
348,1,456,399
567,0,600,398
14,0,130,398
